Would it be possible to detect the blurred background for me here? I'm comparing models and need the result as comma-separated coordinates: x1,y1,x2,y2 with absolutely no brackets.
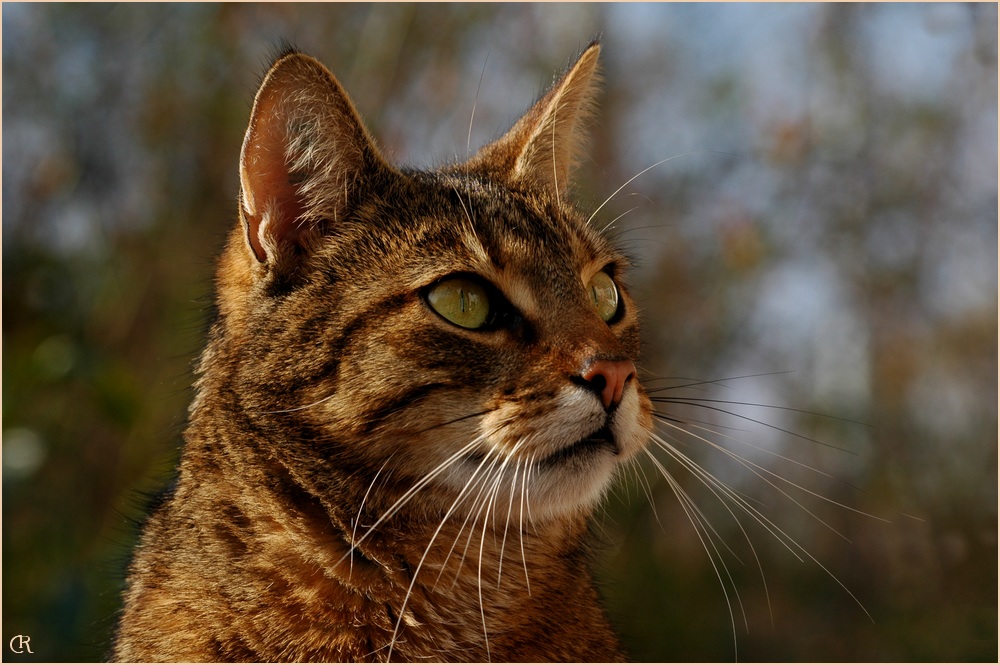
3,3,996,661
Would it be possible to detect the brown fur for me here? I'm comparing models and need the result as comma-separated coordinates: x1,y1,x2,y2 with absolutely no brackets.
114,42,652,662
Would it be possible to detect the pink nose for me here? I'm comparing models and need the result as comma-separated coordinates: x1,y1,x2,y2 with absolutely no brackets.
580,359,636,411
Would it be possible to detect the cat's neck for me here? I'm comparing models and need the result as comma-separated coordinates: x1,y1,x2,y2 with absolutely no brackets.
174,418,609,661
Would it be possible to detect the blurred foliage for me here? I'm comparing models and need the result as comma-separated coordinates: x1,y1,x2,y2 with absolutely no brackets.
3,3,996,662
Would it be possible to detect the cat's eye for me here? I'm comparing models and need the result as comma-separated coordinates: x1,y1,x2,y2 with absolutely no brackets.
587,271,620,322
427,276,493,329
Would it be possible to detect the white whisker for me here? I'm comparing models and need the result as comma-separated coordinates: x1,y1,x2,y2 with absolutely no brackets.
432,455,498,590
518,458,532,595
524,453,538,533
451,453,505,586
497,458,521,588
658,414,886,538
649,421,874,623
467,47,492,157
476,460,510,661
259,392,337,414
643,448,744,657
342,434,487,568
586,153,697,227
551,100,562,208
599,204,642,235
386,442,501,661
350,457,393,579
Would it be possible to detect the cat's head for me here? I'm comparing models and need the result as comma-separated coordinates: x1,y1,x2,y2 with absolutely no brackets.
211,43,652,523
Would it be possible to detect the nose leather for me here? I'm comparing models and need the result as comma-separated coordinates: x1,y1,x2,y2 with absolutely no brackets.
579,359,636,411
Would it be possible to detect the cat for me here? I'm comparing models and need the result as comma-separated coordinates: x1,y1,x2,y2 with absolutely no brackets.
112,41,655,662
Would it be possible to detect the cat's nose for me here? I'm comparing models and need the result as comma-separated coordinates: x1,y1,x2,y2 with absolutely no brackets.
576,359,636,412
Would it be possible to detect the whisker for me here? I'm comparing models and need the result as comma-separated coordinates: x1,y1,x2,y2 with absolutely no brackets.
450,451,508,588
341,435,486,568
386,443,501,661
524,453,539,534
651,394,872,429
654,412,887,523
259,392,337,415
599,204,643,234
518,458,532,595
643,447,745,656
464,439,521,591
433,455,497,589
467,46,492,157
449,182,497,291
497,458,521,588
642,371,795,394
660,412,846,485
630,456,662,528
436,452,501,589
417,408,493,433
648,424,803,634
586,153,699,227
647,431,757,566
350,457,393,579
476,455,514,661
654,417,845,547
437,418,517,563
649,423,875,622
652,397,858,455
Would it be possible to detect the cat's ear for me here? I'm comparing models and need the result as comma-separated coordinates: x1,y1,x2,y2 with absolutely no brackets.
238,51,388,264
465,42,601,198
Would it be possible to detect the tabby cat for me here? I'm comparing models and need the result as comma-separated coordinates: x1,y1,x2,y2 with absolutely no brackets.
113,42,654,661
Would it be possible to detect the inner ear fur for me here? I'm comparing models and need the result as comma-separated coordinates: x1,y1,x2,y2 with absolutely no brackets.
238,51,391,265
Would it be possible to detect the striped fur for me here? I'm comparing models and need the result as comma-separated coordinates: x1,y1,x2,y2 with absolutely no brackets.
114,42,652,662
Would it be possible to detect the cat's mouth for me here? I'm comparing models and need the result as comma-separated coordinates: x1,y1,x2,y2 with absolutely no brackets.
464,424,619,469
540,424,619,468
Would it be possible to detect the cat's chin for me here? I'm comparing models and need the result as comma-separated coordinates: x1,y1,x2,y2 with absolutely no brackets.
528,423,631,518
538,423,620,468
521,451,621,521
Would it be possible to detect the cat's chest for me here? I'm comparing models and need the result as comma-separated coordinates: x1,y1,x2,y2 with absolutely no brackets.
222,515,610,661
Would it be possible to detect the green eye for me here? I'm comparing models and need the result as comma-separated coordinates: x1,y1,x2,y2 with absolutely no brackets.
427,277,492,329
587,270,619,322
